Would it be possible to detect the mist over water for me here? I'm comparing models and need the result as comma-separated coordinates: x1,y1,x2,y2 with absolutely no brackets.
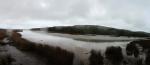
0,0,150,32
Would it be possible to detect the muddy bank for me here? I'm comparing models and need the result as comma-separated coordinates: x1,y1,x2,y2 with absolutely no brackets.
0,29,73,65
0,43,49,65
9,31,74,65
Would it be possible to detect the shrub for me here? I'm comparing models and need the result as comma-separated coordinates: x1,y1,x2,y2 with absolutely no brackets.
126,42,139,57
89,50,104,65
105,46,123,65
0,54,14,65
145,50,150,65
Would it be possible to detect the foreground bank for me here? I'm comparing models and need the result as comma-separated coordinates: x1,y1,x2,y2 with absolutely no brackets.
0,29,150,65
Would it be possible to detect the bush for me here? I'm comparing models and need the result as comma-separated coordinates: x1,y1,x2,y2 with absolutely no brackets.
126,42,139,57
145,50,150,65
0,54,14,65
89,50,104,65
126,39,150,58
105,46,123,65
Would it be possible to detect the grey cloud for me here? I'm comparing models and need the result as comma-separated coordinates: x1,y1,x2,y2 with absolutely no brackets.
0,0,149,32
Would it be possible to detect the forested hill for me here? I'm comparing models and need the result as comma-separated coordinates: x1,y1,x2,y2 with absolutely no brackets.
31,25,150,37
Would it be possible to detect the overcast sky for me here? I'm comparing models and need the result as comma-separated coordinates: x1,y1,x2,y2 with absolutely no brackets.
0,0,150,32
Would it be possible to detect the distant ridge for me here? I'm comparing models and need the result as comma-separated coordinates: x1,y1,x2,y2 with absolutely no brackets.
31,25,150,37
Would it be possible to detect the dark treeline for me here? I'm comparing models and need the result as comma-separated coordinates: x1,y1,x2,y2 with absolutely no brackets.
32,25,150,37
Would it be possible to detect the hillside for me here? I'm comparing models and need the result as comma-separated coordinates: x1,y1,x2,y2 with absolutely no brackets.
31,25,150,37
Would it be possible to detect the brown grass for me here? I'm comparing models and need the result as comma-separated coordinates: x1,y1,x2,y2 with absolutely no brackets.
0,29,7,40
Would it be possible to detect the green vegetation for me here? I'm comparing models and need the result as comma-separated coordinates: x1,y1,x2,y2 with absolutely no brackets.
44,25,150,37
